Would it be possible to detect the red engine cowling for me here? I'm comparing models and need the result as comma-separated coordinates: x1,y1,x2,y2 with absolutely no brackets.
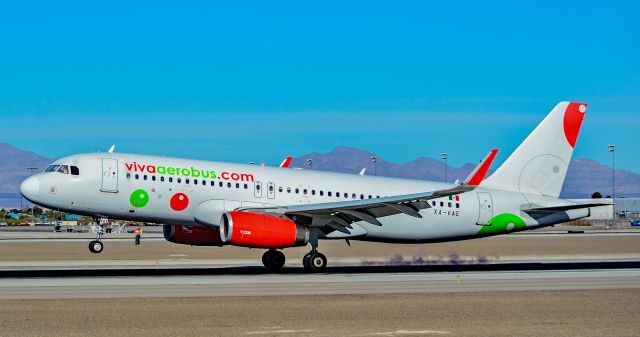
163,224,223,246
220,211,309,248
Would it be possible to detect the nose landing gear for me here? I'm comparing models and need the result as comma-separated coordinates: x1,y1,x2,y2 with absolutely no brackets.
88,227,104,254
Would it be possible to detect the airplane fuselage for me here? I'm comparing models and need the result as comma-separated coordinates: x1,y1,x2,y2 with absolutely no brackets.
21,152,571,243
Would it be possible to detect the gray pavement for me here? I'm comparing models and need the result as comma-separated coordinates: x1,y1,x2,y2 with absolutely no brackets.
1,269,639,300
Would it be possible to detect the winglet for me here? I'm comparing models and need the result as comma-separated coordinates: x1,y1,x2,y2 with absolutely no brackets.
359,168,366,176
279,156,293,168
464,149,498,186
107,145,115,153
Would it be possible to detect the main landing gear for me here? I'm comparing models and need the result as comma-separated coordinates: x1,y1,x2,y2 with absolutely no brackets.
262,249,286,271
261,248,328,272
88,227,104,254
302,250,327,272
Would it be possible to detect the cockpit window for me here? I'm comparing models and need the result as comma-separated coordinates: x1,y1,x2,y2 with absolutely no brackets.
45,165,60,172
57,165,69,174
70,166,80,176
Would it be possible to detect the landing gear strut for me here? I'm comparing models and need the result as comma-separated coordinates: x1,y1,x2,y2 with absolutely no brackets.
302,236,327,272
88,227,104,254
262,249,286,271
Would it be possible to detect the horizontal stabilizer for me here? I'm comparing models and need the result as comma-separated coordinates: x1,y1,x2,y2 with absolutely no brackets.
524,202,611,214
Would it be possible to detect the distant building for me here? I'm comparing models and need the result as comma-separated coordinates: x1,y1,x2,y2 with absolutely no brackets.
615,198,640,220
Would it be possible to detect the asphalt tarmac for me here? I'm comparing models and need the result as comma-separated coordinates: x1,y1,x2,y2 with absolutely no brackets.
1,231,639,336
1,269,639,300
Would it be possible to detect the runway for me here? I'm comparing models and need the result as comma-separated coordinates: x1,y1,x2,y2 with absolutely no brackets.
1,268,639,300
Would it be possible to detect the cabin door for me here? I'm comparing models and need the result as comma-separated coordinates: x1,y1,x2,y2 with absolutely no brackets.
101,158,119,193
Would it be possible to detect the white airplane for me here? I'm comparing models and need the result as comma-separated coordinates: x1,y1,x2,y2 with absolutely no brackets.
20,102,606,271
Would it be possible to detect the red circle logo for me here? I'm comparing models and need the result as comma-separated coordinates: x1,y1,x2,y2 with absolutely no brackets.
170,193,189,211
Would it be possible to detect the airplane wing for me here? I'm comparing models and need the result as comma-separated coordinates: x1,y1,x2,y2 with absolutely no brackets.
279,156,293,168
238,184,475,232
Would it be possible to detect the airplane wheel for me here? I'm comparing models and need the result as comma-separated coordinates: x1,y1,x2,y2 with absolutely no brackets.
89,240,103,254
302,253,312,270
309,252,327,272
262,250,285,271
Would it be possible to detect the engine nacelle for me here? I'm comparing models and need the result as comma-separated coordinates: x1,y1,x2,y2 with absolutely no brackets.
220,211,309,248
163,224,223,246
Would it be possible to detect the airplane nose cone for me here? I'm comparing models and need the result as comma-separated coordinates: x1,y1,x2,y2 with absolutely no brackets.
20,176,40,201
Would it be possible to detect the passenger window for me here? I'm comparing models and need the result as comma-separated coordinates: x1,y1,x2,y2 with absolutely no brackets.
70,166,80,176
376,195,380,198
143,175,147,180
360,194,364,199
244,184,248,189
152,176,156,181
169,177,173,183
432,201,436,206
57,165,69,174
303,189,307,195
185,178,190,184
219,181,223,187
312,190,315,196
336,192,340,198
368,195,372,199
352,193,356,199
344,193,348,198
236,183,240,188
177,178,182,183
227,182,231,188
278,187,283,193
160,176,165,182
211,181,215,186
440,201,444,207
287,187,291,193
194,179,198,185
295,188,299,194
256,184,261,191
328,191,332,197
320,191,324,196
448,202,452,208
269,185,274,192
126,173,131,179
456,203,460,209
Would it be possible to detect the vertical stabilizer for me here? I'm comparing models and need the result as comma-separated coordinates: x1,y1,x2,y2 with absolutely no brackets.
483,102,587,197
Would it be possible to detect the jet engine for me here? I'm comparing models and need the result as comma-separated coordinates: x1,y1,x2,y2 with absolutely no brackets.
220,211,309,248
163,224,223,246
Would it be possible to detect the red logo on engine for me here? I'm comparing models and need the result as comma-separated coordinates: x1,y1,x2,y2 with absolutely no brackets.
170,193,189,211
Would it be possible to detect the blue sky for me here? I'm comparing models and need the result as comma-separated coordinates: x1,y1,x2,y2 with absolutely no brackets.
1,1,638,170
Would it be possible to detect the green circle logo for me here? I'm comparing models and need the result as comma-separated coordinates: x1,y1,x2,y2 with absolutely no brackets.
130,189,150,208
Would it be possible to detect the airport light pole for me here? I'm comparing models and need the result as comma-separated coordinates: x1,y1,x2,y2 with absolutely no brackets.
26,167,38,225
608,144,615,226
306,159,313,170
370,156,377,176
440,152,448,182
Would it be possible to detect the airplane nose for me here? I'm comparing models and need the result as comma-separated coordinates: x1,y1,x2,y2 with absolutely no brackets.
20,176,40,201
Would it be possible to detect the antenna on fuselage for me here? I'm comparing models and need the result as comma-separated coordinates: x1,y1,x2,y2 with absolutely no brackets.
107,145,115,153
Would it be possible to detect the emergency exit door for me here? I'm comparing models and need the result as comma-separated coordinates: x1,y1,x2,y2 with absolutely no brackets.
101,158,119,193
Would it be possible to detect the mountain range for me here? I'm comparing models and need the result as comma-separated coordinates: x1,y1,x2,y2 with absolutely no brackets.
1,143,638,198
